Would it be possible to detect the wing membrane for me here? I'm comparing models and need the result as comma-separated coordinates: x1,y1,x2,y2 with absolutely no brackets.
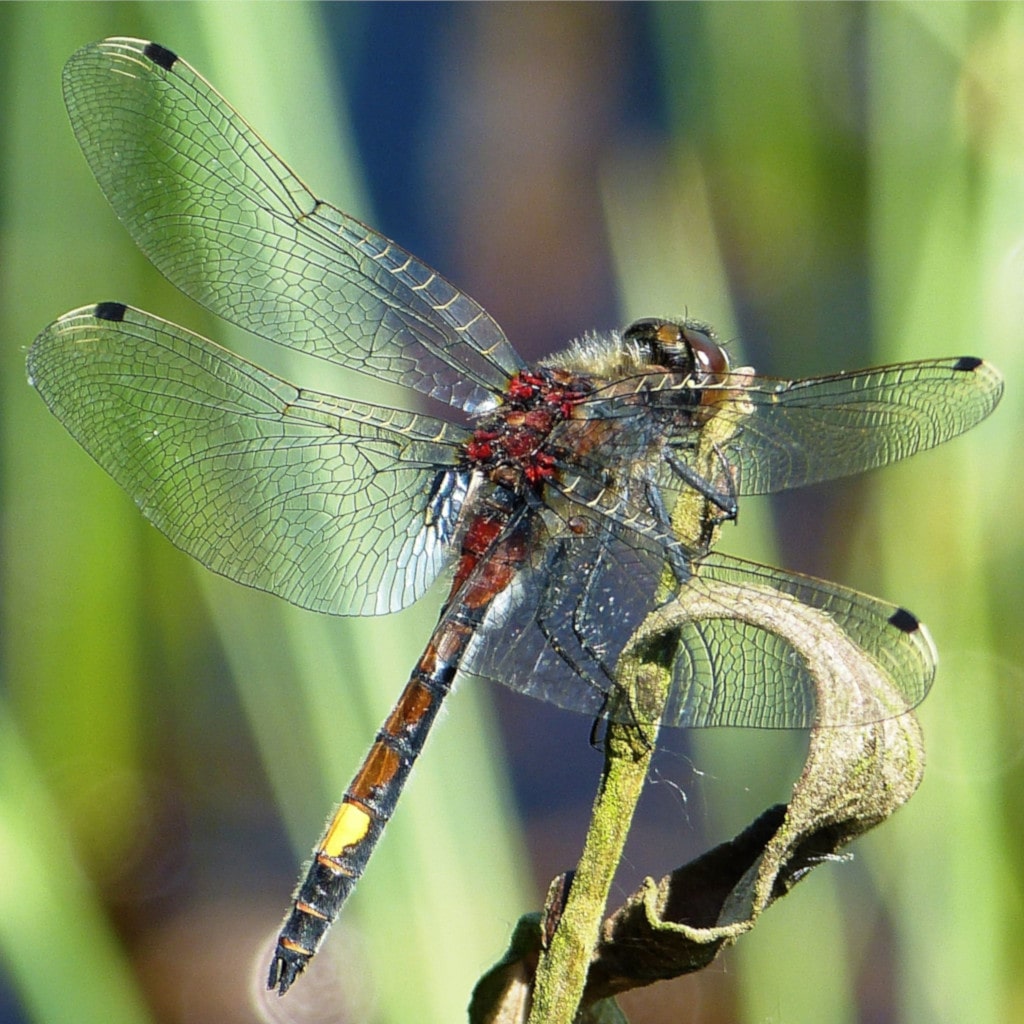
657,552,936,728
28,304,469,615
61,38,523,413
589,356,1003,496
468,526,935,728
463,517,661,720
687,357,1004,494
724,358,1004,493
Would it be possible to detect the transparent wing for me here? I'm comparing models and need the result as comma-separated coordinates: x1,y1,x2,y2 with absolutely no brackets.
61,38,524,413
583,356,1003,497
28,304,470,616
466,523,935,728
687,357,1003,494
657,552,936,728
463,516,661,720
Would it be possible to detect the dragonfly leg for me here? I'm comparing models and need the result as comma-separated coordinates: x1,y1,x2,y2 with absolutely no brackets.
543,537,622,670
664,445,739,522
531,535,658,730
641,475,698,581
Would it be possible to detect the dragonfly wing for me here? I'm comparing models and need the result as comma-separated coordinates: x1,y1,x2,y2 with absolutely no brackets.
465,511,935,729
462,514,668,718
61,38,523,413
655,552,936,728
714,357,1003,494
28,304,469,616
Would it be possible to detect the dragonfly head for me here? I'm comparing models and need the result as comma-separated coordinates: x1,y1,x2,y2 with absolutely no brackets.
622,318,731,385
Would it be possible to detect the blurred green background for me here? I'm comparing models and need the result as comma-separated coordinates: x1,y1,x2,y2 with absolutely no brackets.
0,3,1020,1023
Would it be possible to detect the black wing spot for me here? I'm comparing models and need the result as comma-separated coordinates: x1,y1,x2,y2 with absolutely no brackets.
953,356,983,372
93,302,128,323
888,607,921,634
143,42,178,71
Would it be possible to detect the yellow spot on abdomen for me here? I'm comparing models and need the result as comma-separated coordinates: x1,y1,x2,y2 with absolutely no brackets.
320,802,371,858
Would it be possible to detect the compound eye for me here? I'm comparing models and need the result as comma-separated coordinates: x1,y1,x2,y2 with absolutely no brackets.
682,326,730,381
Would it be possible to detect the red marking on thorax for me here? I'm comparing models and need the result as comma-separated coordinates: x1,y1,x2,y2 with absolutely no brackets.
447,369,593,617
462,369,591,495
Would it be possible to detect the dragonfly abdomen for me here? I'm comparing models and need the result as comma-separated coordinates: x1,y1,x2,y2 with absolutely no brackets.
269,498,531,994
267,666,452,993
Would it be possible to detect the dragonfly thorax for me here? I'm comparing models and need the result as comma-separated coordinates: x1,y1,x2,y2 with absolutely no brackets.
464,368,593,491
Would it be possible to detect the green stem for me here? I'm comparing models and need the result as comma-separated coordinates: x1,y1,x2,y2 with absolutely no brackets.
526,361,736,1023
526,626,678,1024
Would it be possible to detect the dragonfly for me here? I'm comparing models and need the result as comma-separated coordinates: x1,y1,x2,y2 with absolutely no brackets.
28,38,1003,996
